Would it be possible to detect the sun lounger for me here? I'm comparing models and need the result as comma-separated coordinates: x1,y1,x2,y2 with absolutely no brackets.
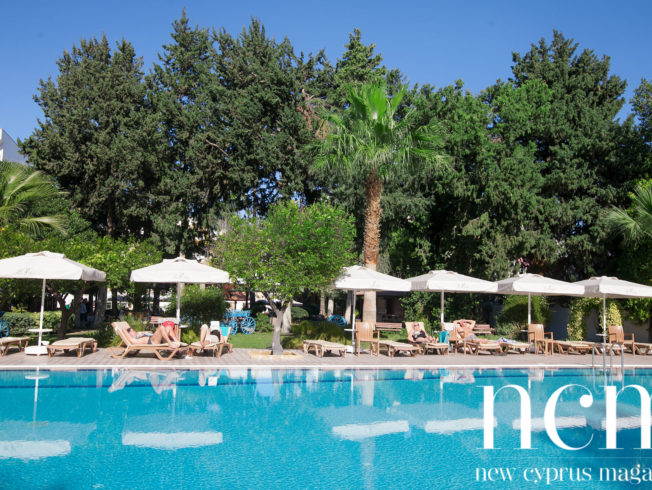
303,340,347,358
47,337,97,357
552,341,594,354
500,341,531,354
108,321,186,361
463,340,503,356
188,326,233,358
0,336,30,356
377,340,420,357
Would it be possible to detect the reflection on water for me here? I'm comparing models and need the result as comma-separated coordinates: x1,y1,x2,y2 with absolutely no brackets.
1,367,652,488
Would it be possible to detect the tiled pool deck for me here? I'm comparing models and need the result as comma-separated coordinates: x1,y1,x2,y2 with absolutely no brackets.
1,347,650,370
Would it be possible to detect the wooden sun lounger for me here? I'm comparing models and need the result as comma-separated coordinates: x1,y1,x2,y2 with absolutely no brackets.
500,341,531,354
0,336,30,356
303,340,347,358
463,340,504,355
422,341,450,355
188,325,233,358
552,341,594,355
108,322,186,361
189,341,233,358
377,340,420,357
47,337,97,357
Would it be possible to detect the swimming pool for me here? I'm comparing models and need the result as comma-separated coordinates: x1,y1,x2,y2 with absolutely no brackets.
1,367,651,489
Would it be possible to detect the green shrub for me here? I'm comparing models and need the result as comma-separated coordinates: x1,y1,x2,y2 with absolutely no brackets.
282,320,347,349
567,298,622,341
291,306,309,321
92,322,120,348
1,312,35,335
255,312,273,332
1,311,63,336
495,295,550,334
166,285,227,329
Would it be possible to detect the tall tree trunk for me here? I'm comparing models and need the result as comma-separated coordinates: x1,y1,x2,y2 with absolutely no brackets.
265,293,285,354
282,306,292,334
57,290,83,339
94,286,107,327
363,170,383,327
319,290,326,316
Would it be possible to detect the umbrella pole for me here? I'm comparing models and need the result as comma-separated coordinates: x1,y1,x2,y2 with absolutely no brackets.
351,290,356,350
38,279,46,347
440,292,445,326
176,282,181,324
603,295,607,337
527,293,531,325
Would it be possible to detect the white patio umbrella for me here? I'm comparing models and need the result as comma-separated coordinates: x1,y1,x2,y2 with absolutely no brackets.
496,273,584,324
332,265,411,348
574,276,652,337
0,251,106,354
130,257,230,323
406,270,498,325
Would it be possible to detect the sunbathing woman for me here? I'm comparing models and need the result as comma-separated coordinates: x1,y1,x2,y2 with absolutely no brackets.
408,323,435,344
199,323,223,348
123,324,180,348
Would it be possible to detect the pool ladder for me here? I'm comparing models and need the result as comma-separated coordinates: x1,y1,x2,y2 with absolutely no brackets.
592,341,624,381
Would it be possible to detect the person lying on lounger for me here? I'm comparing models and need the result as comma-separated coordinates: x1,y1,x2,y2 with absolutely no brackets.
123,324,181,348
408,323,435,343
199,323,223,348
453,320,489,343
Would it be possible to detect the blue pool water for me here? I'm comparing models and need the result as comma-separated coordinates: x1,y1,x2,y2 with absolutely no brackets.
1,368,652,489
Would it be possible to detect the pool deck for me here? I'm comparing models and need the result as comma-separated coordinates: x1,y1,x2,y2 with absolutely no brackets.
1,347,651,370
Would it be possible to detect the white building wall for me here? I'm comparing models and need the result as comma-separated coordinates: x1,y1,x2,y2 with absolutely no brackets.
0,128,28,163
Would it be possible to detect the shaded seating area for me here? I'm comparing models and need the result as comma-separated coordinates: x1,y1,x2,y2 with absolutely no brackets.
608,325,652,355
303,340,347,358
47,337,97,358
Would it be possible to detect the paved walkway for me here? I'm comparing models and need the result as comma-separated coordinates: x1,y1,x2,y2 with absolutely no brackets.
1,347,651,370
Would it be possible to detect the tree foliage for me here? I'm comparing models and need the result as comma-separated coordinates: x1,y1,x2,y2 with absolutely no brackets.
21,35,161,239
213,201,355,353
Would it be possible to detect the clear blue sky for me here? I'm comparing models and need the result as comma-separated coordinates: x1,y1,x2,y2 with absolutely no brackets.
1,0,650,143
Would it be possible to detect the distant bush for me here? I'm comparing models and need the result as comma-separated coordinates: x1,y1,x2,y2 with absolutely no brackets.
291,306,309,321
1,311,61,336
495,295,551,337
255,312,273,332
282,320,348,349
166,285,227,329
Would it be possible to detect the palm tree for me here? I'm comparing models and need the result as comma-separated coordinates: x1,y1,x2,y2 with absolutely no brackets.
0,161,67,235
316,83,445,325
605,184,652,245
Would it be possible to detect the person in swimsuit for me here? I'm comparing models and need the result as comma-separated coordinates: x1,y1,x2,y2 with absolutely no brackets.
199,323,223,348
408,323,435,343
123,324,180,348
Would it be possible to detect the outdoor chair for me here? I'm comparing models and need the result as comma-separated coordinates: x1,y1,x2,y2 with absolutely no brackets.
108,321,186,361
608,325,652,355
355,321,379,356
405,321,449,354
528,324,553,355
189,325,233,358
